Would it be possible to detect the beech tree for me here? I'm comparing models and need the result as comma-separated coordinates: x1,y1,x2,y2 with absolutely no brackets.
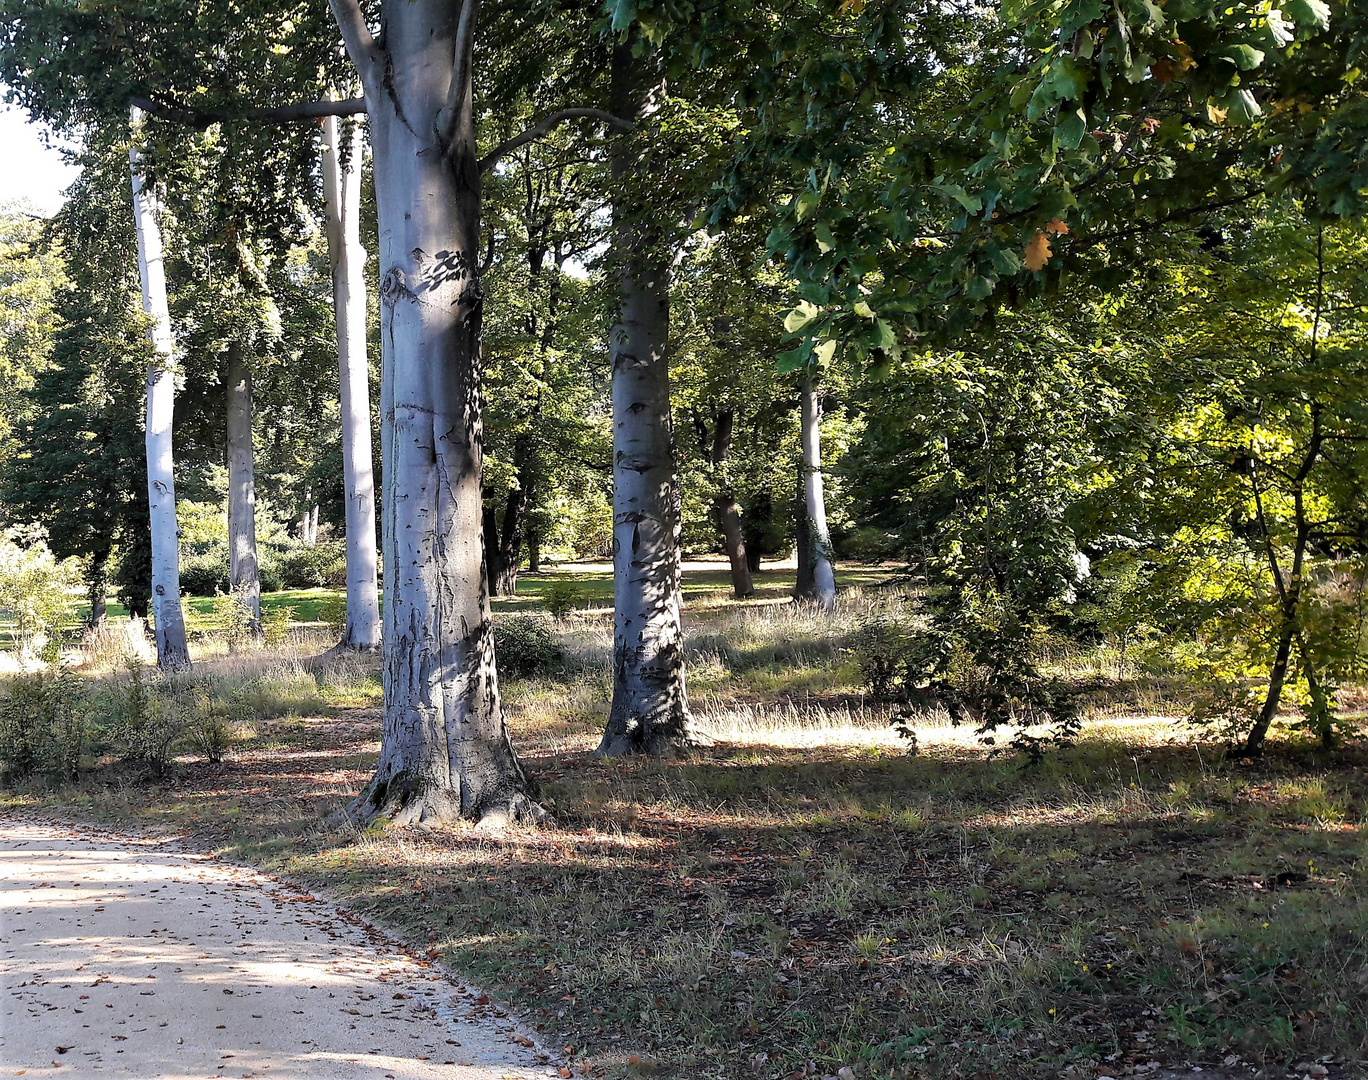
319,111,380,650
129,107,191,668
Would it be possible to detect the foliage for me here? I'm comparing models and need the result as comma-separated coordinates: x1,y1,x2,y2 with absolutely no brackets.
542,580,588,620
104,661,185,777
0,526,80,653
0,667,87,784
493,615,564,678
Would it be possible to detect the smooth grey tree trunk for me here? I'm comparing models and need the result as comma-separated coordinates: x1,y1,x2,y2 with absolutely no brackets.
597,43,706,757
329,0,539,826
321,110,379,652
793,467,814,599
129,105,191,670
800,374,837,612
225,341,261,632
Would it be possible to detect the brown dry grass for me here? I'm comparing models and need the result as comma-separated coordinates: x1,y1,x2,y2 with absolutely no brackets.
4,588,1366,1080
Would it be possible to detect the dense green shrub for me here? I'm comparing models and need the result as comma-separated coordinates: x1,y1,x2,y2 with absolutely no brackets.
180,546,230,596
105,662,187,777
0,669,87,784
267,540,347,589
493,615,563,677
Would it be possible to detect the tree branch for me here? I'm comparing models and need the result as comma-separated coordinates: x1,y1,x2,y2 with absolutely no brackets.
130,94,366,131
437,0,481,147
327,0,381,86
479,108,634,174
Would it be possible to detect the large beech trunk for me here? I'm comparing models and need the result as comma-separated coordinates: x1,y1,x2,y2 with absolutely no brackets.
225,341,261,632
597,43,705,757
710,411,753,599
321,112,382,650
332,0,538,826
128,106,191,670
800,375,837,612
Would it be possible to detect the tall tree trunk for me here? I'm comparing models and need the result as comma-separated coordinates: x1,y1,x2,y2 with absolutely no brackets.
497,481,528,597
793,466,814,599
482,502,504,596
128,105,190,671
800,374,837,612
86,546,110,627
527,533,541,574
597,42,705,758
709,411,752,599
331,0,539,826
321,111,382,649
225,341,261,632
299,486,312,543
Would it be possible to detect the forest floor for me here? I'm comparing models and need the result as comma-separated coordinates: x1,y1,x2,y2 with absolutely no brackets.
2,562,1366,1080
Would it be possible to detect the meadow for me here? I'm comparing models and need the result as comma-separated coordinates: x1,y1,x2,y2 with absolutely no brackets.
1,562,1363,1080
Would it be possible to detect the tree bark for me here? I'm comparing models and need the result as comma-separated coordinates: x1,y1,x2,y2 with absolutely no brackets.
497,481,528,596
87,547,110,627
793,465,814,599
321,110,381,650
597,42,705,758
800,374,837,612
330,0,539,826
482,502,504,596
709,411,752,599
225,340,261,632
129,105,191,671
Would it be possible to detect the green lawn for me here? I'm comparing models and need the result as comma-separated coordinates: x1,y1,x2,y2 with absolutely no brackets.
13,562,902,647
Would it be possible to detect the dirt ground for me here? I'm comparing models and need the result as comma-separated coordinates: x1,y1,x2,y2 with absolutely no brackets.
0,818,559,1079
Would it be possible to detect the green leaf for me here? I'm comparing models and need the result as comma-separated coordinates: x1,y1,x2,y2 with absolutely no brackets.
936,184,983,214
1051,58,1090,102
813,338,839,367
795,189,820,222
1266,8,1295,45
783,300,822,334
871,319,897,349
813,221,836,254
776,339,814,373
1056,107,1087,150
1283,0,1330,32
853,300,876,318
1223,44,1266,70
1228,88,1262,125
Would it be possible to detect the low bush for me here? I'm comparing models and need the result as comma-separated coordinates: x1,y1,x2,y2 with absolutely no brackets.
0,668,87,784
850,609,915,699
104,662,187,777
494,615,563,677
542,579,587,620
180,546,230,596
267,540,348,589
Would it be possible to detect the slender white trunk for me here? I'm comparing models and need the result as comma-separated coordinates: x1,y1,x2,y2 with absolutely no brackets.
308,505,320,545
128,105,190,670
299,486,312,543
801,374,836,613
225,341,261,630
598,42,705,757
331,0,539,826
321,112,381,650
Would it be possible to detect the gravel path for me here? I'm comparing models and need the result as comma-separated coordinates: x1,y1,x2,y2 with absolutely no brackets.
0,818,556,1079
